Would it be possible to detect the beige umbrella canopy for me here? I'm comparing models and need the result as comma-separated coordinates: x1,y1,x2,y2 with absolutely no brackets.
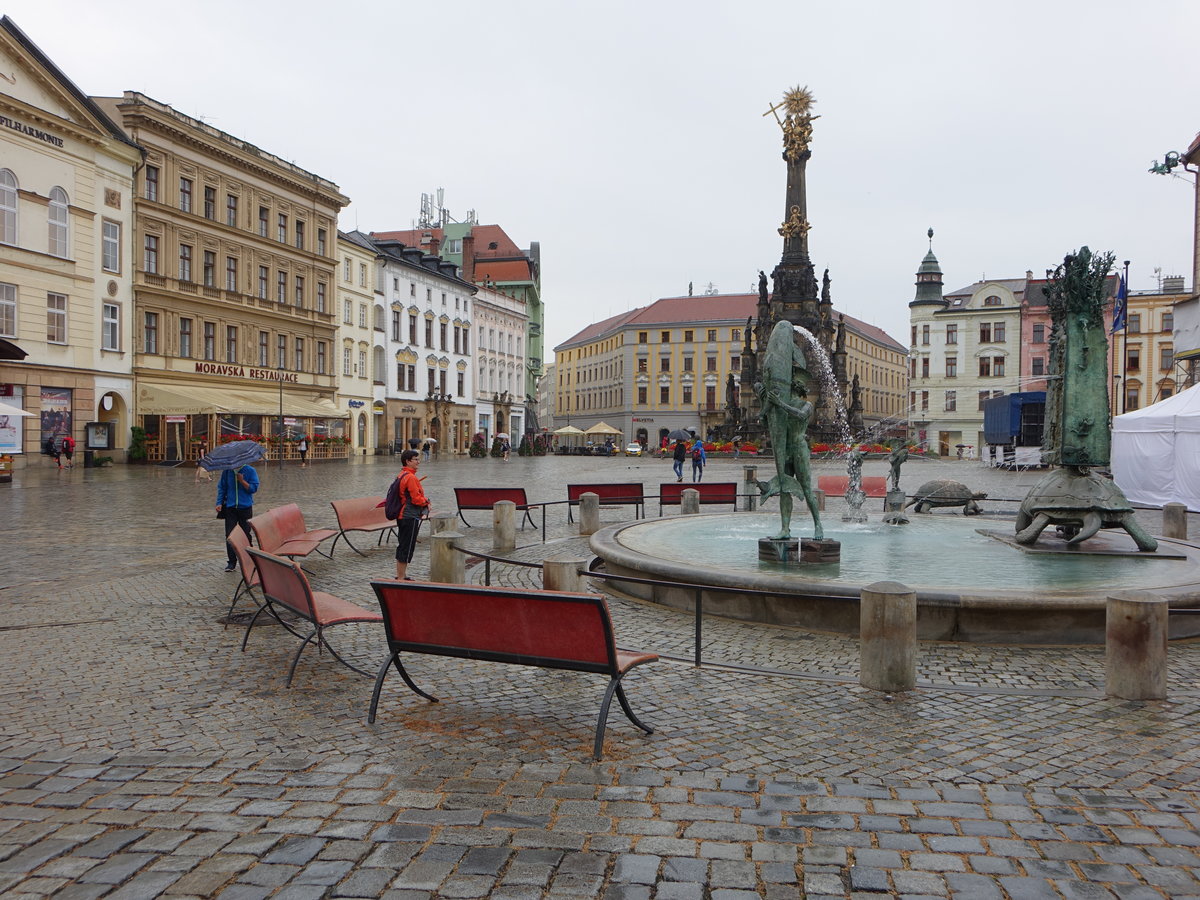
584,421,622,436
553,424,586,436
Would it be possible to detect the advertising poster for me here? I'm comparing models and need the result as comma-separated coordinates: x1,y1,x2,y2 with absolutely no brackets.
0,385,22,454
40,386,72,447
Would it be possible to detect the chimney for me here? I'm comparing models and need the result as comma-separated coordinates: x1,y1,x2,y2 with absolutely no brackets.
461,232,476,284
428,235,440,256
1025,270,1034,280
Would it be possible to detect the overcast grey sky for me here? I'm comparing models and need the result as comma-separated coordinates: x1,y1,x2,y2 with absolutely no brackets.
8,0,1198,354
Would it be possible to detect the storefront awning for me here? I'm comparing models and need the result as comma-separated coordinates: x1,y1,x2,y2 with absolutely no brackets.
137,383,345,418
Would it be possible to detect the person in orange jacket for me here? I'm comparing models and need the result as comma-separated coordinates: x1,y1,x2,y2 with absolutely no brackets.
392,450,430,581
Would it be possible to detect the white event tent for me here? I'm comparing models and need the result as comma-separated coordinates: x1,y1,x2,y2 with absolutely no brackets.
1112,383,1200,511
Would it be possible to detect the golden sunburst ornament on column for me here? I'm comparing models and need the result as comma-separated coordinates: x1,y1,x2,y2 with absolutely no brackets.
783,86,814,117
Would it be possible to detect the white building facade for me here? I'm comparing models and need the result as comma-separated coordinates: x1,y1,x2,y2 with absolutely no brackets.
473,283,528,443
336,232,377,453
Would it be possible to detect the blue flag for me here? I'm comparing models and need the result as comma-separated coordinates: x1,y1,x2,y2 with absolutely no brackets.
1111,275,1128,333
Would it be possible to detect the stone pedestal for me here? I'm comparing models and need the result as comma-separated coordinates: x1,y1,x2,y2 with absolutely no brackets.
814,488,826,511
758,537,799,563
579,492,601,536
681,489,700,515
742,466,758,511
429,513,457,535
860,580,917,692
1163,503,1188,540
493,500,516,552
543,557,587,592
882,489,909,525
1106,593,1168,700
430,531,465,584
800,538,841,563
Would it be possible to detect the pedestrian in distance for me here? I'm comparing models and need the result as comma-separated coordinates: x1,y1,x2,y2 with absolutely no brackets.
502,438,511,461
60,433,75,468
50,434,64,469
216,463,259,572
389,449,430,581
733,438,742,459
297,435,308,467
690,439,707,482
422,440,431,462
672,439,687,482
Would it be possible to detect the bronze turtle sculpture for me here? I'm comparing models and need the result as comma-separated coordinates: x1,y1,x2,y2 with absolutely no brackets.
1014,467,1158,551
904,480,986,515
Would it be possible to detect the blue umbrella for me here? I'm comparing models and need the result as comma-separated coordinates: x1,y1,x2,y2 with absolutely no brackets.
199,439,267,472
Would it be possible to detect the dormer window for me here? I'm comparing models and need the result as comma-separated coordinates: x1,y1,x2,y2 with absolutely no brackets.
983,295,1002,306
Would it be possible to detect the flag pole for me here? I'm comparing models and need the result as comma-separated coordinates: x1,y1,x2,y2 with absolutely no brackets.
1120,260,1130,413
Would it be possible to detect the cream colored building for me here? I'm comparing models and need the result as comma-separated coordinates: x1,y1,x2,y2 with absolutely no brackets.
336,232,376,453
92,92,349,463
841,317,907,439
1113,288,1186,413
473,283,528,442
0,17,141,465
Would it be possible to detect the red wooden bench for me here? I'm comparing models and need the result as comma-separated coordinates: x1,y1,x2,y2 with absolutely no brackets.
330,496,398,556
817,475,888,498
244,547,382,686
566,482,644,523
658,481,739,514
368,581,659,759
249,503,339,561
453,487,537,530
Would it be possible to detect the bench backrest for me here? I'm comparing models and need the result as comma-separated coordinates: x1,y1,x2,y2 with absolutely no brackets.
659,482,737,505
331,496,389,530
817,475,888,497
371,581,618,675
226,527,260,588
567,483,643,505
249,503,309,553
454,487,530,509
246,546,315,622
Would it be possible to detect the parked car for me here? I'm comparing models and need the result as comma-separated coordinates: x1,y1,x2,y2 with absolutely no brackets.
624,442,643,456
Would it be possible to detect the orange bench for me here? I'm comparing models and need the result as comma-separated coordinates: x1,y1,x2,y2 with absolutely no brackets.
330,496,398,556
817,475,888,498
369,580,658,759
453,487,537,530
658,482,739,514
249,503,339,562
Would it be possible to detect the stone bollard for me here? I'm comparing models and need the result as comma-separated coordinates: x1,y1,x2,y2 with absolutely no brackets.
859,581,917,692
1106,593,1168,700
579,492,601,536
1163,503,1188,541
681,488,700,515
429,531,465,584
543,556,587,592
493,500,516,552
814,488,826,512
429,513,457,535
742,465,758,511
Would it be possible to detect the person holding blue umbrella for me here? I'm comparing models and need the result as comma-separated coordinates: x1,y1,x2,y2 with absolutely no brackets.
203,440,266,572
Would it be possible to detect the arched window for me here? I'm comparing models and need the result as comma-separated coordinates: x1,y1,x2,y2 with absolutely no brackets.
48,187,69,257
357,413,367,447
0,170,17,246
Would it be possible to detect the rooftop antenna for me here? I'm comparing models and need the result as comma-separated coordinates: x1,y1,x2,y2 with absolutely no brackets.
1154,266,1162,291
436,187,445,228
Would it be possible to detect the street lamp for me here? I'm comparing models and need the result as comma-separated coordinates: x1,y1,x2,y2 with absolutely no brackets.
277,364,285,470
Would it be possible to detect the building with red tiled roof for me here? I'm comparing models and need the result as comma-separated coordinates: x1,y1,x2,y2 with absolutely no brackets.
554,293,906,446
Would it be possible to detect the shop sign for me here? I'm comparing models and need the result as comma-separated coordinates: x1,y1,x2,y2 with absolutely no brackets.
632,417,654,422
194,362,300,383
165,415,187,423
399,405,417,413
284,418,299,426
348,399,364,408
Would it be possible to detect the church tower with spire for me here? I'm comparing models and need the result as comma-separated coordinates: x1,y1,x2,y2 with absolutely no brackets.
910,228,946,309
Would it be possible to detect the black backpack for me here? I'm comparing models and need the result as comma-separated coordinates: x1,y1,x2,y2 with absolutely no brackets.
384,475,405,520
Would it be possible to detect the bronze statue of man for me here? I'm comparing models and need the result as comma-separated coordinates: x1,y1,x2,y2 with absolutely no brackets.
755,320,823,540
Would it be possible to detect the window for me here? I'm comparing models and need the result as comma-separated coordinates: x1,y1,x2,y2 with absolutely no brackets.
406,364,415,391
225,256,238,292
462,329,469,354
1032,323,1045,343
438,322,447,351
944,390,956,412
391,310,401,341
660,356,670,373
102,303,119,351
638,386,647,404
732,328,741,342
410,315,418,345
294,220,304,249
258,330,268,366
316,341,326,374
410,282,416,297
294,275,304,308
204,322,215,360
453,326,461,354
911,325,917,346
660,386,670,403
225,325,237,363
457,371,464,395
638,332,647,344
921,391,928,411
359,304,367,329
360,350,367,379
683,386,693,404
0,282,14,337
343,299,353,324
661,331,670,343
203,251,215,287
0,169,17,244
707,356,717,372
921,358,929,378
258,206,269,237
993,356,1005,377
427,368,435,394
1031,357,1045,376
983,295,1002,306
1126,386,1140,411
425,319,433,348
47,187,69,257
143,311,157,353
180,318,192,358
277,271,287,303
707,329,717,341
440,291,446,306
143,235,158,273
978,390,990,411
278,213,287,243
277,334,287,368
1128,314,1141,334
294,337,304,371
359,264,366,287
682,356,693,372
257,265,267,299
994,322,1005,342
979,323,992,342
1163,312,1174,333
910,357,916,378
343,257,351,281
226,194,238,228
979,357,991,377
203,186,215,220
102,221,120,273
343,346,352,376
1161,346,1174,371
730,354,739,370
921,324,930,345
945,357,957,378
426,287,432,302
684,330,693,342
316,282,326,313
945,324,957,345
638,358,647,372
144,165,158,201
1126,348,1140,372
316,228,326,257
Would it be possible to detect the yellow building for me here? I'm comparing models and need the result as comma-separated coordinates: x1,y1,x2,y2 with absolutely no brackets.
1112,288,1186,413
0,17,141,465
336,232,377,453
92,92,349,463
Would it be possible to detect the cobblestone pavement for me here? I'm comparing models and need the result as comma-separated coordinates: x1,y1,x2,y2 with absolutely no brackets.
4,454,1200,898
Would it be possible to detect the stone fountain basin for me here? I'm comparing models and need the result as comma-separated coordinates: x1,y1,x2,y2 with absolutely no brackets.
589,513,1200,644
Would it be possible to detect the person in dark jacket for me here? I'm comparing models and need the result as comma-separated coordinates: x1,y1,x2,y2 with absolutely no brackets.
216,464,259,572
672,440,687,482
